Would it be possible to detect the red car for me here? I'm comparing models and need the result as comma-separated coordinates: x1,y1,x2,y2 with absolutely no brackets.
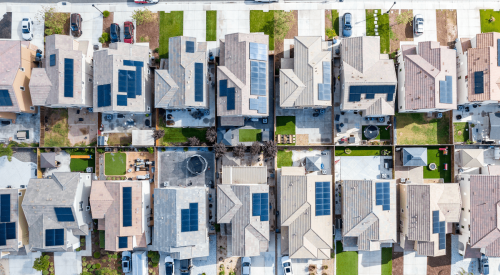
124,21,134,44
134,0,159,3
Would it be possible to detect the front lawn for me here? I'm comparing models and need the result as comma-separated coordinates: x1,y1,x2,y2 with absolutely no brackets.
276,116,296,135
362,125,391,140
206,11,217,41
395,112,450,145
159,11,183,59
239,129,262,142
70,150,95,172
162,127,208,145
277,150,293,168
335,146,392,156
424,147,452,183
336,241,358,275
104,153,126,176
453,122,469,143
366,9,390,54
250,10,275,50
382,247,393,275
480,10,500,33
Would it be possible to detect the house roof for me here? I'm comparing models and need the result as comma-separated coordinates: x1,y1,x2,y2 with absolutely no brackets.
221,166,267,185
155,37,208,109
153,187,209,259
40,153,56,168
0,188,24,253
402,147,427,166
401,41,457,110
305,156,322,172
279,37,332,108
217,128,233,146
460,149,485,167
280,167,333,259
490,113,500,139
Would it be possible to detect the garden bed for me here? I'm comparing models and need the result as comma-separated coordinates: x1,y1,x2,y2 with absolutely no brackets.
137,12,160,59
159,11,184,59
388,9,413,53
325,10,339,41
101,12,114,48
436,10,458,48
335,146,392,156
106,133,132,146
44,12,70,37
85,228,122,274
0,12,12,39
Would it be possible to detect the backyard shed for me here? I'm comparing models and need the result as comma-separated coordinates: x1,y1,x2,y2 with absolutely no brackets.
305,156,322,172
402,147,427,166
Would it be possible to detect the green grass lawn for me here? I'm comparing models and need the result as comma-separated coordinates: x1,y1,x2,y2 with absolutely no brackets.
104,152,126,176
332,10,339,35
362,125,391,140
480,10,500,33
453,122,469,143
382,247,392,275
336,241,358,275
277,150,293,168
162,127,208,144
335,146,392,156
395,112,450,145
424,147,452,182
99,230,105,249
206,11,217,41
276,116,296,135
366,9,390,54
159,11,184,59
250,10,275,50
239,129,262,142
70,151,95,172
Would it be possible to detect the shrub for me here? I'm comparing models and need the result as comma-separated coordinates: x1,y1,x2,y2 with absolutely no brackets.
87,264,92,269
32,255,50,271
103,10,110,18
345,148,351,154
99,33,110,43
82,257,86,261
154,48,159,53
326,28,336,39
93,252,101,259
95,263,101,269
50,262,54,267
131,8,154,25
49,267,54,272
147,147,154,154
42,271,49,275
76,248,81,252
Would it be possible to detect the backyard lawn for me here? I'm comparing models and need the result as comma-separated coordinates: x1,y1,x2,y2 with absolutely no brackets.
277,150,293,168
366,9,390,54
239,129,262,142
453,122,469,143
335,146,392,157
104,153,126,176
276,116,296,135
381,247,393,275
480,10,500,33
424,147,452,183
70,150,95,172
159,11,183,59
336,241,358,275
250,10,275,50
44,109,71,147
206,11,217,41
395,112,450,145
162,127,208,145
362,125,391,140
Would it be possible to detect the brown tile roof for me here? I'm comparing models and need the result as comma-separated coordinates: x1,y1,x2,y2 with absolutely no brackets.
467,33,500,102
89,181,113,219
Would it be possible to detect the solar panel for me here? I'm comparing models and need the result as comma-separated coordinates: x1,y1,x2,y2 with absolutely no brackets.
123,60,135,66
119,60,143,97
249,43,267,61
376,182,390,210
474,71,484,94
0,90,13,107
348,93,361,102
186,41,195,53
258,96,267,114
117,95,128,106
50,54,56,66
318,84,331,101
365,93,375,99
252,193,269,221
123,187,132,227
439,221,446,250
439,76,453,104
0,194,10,223
64,59,74,97
118,236,128,248
54,207,74,222
194,63,204,102
0,224,6,246
181,203,199,232
45,229,64,246
349,85,396,102
97,84,111,107
5,222,15,240
219,80,228,97
315,182,331,216
249,98,259,110
227,88,235,110
135,68,142,96
323,61,331,85
432,210,440,234
250,61,266,96
127,70,136,98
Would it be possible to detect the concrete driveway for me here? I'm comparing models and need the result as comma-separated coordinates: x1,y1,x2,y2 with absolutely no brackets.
403,251,427,275
9,251,42,275
412,9,437,42
250,232,276,275
359,250,381,275
54,252,82,275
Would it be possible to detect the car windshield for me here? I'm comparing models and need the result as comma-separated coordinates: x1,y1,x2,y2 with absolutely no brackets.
283,263,290,267
71,26,77,31
22,28,29,33
243,263,250,267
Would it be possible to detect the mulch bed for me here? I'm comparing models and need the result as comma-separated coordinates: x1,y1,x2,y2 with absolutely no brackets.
147,253,160,275
392,249,404,275
137,13,160,59
86,226,122,273
436,10,458,48
274,10,298,74
102,12,114,48
389,9,414,53
0,12,12,39
80,236,86,251
426,234,451,275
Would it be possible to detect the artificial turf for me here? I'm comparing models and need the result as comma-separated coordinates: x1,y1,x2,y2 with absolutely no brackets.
250,10,275,50
381,247,393,275
277,150,293,168
70,150,95,172
334,146,392,157
336,241,358,275
162,127,208,144
423,146,452,183
276,116,296,135
206,11,217,41
366,9,390,54
104,152,126,176
159,11,184,59
480,10,500,33
453,122,469,143
362,125,391,140
239,129,262,142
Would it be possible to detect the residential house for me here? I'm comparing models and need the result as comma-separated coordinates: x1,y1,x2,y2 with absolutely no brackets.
341,180,397,251
401,147,428,166
279,37,332,108
92,43,151,113
456,32,500,105
340,36,397,117
217,33,269,126
29,35,93,108
0,188,29,258
155,36,208,110
400,183,461,257
217,166,269,257
21,172,92,252
0,41,37,122
279,167,333,258
397,41,457,112
89,180,151,251
153,187,209,259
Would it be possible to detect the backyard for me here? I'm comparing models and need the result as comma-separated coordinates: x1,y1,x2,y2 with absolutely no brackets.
453,122,469,143
159,11,184,59
335,146,392,157
250,10,275,50
480,10,500,33
382,247,392,275
206,10,217,41
104,152,126,176
276,116,296,135
362,125,391,140
44,108,71,147
423,147,452,183
69,149,95,172
161,127,208,145
277,149,292,168
366,9,390,54
336,241,358,275
395,112,450,145
239,129,262,142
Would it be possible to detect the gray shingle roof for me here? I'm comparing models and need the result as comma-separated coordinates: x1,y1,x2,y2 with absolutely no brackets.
402,148,428,166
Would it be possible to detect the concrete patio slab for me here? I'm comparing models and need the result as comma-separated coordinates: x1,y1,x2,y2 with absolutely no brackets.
340,156,393,180
54,251,82,275
0,155,36,188
359,250,381,275
403,250,427,275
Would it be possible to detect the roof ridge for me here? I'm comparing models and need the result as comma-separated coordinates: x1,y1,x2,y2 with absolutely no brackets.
281,203,310,226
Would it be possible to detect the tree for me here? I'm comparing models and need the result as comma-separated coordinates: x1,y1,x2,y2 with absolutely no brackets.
214,142,227,159
206,127,217,143
274,11,295,41
188,137,200,146
33,255,50,271
131,8,154,25
396,10,413,26
232,144,246,159
250,141,261,156
263,140,277,158
148,251,160,267
153,130,165,140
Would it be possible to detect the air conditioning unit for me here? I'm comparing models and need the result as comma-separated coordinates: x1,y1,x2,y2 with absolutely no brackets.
30,106,35,111
400,178,406,183
321,170,327,175
20,185,25,188
147,106,151,112
86,206,90,211
163,182,168,187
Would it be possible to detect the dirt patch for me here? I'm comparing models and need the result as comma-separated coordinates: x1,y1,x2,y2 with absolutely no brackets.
389,10,414,53
0,12,12,39
392,250,404,275
296,134,309,146
436,10,458,48
325,10,333,30
427,234,451,275
321,258,335,275
216,233,240,275
102,12,114,48
137,13,160,59
107,133,132,146
44,108,71,147
274,11,298,73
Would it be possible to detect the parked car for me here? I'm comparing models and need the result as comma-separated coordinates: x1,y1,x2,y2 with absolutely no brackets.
165,256,174,275
70,13,83,38
134,0,159,3
413,14,424,35
281,256,293,275
122,251,132,273
342,13,352,37
21,18,33,41
124,21,134,44
242,257,251,275
110,23,121,43
479,254,489,275
180,259,191,275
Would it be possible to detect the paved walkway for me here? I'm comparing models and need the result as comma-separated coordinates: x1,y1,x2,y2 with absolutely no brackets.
54,251,82,275
403,251,427,275
359,250,381,275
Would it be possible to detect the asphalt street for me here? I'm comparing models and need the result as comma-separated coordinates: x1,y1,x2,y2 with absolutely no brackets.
0,0,248,3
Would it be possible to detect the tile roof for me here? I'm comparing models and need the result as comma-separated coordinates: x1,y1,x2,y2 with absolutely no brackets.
402,147,427,166
40,153,56,168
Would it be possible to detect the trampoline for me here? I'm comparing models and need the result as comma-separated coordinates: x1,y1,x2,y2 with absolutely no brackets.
186,154,208,175
363,125,379,140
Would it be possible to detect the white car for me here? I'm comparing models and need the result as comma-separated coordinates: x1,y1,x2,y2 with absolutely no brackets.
165,256,174,275
242,257,251,275
21,18,34,41
281,256,293,275
122,251,132,273
413,14,424,35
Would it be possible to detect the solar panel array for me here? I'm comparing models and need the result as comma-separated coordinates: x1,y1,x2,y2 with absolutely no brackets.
54,207,75,222
0,194,10,222
123,187,132,227
181,203,199,232
432,210,446,250
315,182,331,216
186,41,195,53
348,85,396,102
474,71,484,94
64,59,74,97
432,211,440,234
227,87,235,110
97,84,111,107
0,222,15,246
50,54,56,67
219,80,228,97
250,61,266,96
249,43,267,61
117,95,128,106
118,236,128,248
194,63,204,102
249,96,267,114
439,76,453,104
45,229,64,247
119,60,144,98
375,182,390,211
319,61,332,101
252,193,269,222
0,90,12,107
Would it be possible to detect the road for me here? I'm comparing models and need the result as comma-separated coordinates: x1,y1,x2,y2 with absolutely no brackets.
0,0,248,3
